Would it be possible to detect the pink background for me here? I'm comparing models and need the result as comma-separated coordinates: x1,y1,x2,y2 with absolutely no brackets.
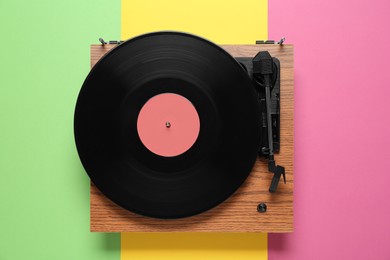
268,0,390,259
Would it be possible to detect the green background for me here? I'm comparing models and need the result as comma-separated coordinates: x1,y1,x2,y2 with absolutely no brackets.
0,0,120,259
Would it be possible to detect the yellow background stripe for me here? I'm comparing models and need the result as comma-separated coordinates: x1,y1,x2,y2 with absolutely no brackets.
121,233,267,260
121,0,268,259
121,0,268,44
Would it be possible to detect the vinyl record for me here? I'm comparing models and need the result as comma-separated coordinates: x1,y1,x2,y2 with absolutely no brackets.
74,32,261,218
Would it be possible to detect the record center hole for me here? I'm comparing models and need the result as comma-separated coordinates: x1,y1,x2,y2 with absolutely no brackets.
165,121,171,128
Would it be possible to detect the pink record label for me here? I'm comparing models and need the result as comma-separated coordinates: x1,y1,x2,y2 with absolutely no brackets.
137,93,200,157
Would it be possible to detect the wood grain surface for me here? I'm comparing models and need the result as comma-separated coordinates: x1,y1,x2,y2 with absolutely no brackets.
89,44,294,232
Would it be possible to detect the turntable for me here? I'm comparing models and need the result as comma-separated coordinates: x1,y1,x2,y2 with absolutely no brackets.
74,31,294,232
